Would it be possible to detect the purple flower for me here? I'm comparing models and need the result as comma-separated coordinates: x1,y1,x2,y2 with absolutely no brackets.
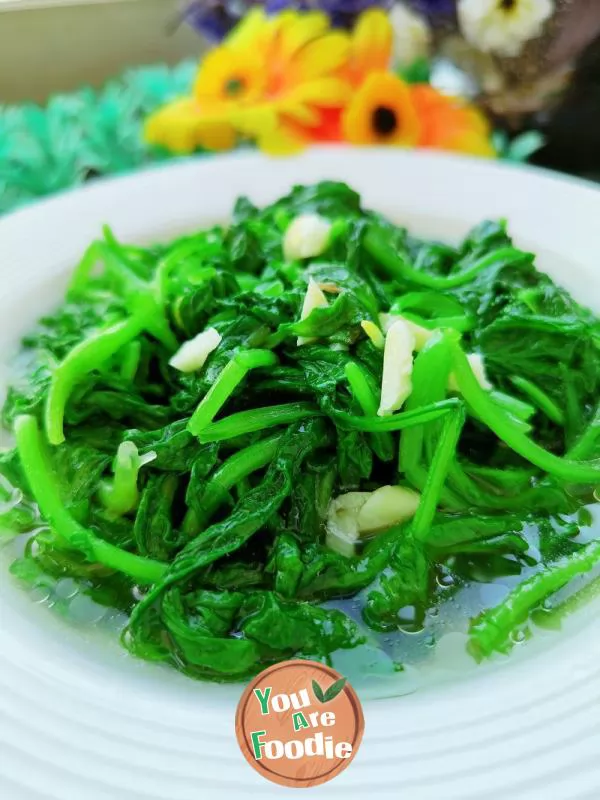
183,0,392,39
408,0,455,17
317,1,391,28
182,1,257,41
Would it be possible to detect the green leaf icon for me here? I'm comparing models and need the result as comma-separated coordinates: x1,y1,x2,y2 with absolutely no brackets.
312,679,326,703
323,677,347,702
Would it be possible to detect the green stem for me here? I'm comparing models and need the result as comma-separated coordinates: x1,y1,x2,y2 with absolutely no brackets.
327,398,460,433
469,538,600,659
451,339,600,483
99,441,155,517
396,334,462,510
490,391,535,423
45,311,150,445
567,405,600,460
509,376,564,425
411,407,465,542
120,341,142,383
15,416,166,583
365,226,527,290
344,361,394,461
188,349,278,437
184,432,283,533
67,241,104,298
197,402,319,444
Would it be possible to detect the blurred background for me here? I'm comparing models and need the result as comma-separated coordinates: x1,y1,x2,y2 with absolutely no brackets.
3,0,600,212
0,0,202,102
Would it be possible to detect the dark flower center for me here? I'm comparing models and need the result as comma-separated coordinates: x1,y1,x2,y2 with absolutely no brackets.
372,105,398,136
225,77,246,97
499,0,516,10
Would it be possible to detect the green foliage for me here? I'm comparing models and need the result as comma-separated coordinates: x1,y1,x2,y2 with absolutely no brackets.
2,180,600,679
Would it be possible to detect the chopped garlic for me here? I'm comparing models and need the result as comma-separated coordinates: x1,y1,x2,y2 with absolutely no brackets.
360,320,385,349
326,486,421,556
283,214,332,261
448,352,492,393
405,319,434,351
326,492,371,557
297,277,328,346
378,312,397,334
169,327,221,373
379,312,434,351
378,318,415,416
357,485,421,533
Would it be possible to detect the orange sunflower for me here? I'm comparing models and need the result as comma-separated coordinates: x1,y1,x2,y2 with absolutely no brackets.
264,8,395,154
411,84,495,157
342,72,421,147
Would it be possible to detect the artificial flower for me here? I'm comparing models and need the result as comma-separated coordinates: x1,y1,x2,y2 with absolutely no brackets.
342,72,421,146
457,0,554,58
144,99,236,153
345,7,393,84
389,3,431,66
255,8,395,153
411,83,495,156
146,9,352,154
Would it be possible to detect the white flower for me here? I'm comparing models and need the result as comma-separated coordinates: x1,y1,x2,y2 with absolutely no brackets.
458,0,554,58
283,214,332,261
389,3,431,67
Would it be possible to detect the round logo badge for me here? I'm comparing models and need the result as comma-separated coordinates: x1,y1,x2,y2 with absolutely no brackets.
235,659,364,788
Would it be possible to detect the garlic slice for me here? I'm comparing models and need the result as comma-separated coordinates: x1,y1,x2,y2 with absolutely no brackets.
297,277,329,347
283,214,332,261
379,312,434,351
169,327,221,373
326,492,371,557
378,318,416,416
357,485,421,533
448,352,492,392
360,320,385,349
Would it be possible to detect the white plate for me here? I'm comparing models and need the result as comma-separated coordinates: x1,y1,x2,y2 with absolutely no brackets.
2,148,600,800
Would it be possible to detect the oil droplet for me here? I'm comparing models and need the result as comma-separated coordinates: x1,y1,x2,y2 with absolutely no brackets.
436,571,454,589
132,585,146,602
55,578,79,600
68,594,106,625
510,629,526,644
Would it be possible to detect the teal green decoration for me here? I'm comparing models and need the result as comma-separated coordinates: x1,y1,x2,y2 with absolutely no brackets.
0,61,197,215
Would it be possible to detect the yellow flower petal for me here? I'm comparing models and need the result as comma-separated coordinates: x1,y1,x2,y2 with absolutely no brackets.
144,99,236,153
256,123,309,157
193,47,266,104
349,9,393,79
288,31,350,83
276,101,321,127
285,77,351,107
276,11,331,63
226,8,268,48
229,104,279,137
